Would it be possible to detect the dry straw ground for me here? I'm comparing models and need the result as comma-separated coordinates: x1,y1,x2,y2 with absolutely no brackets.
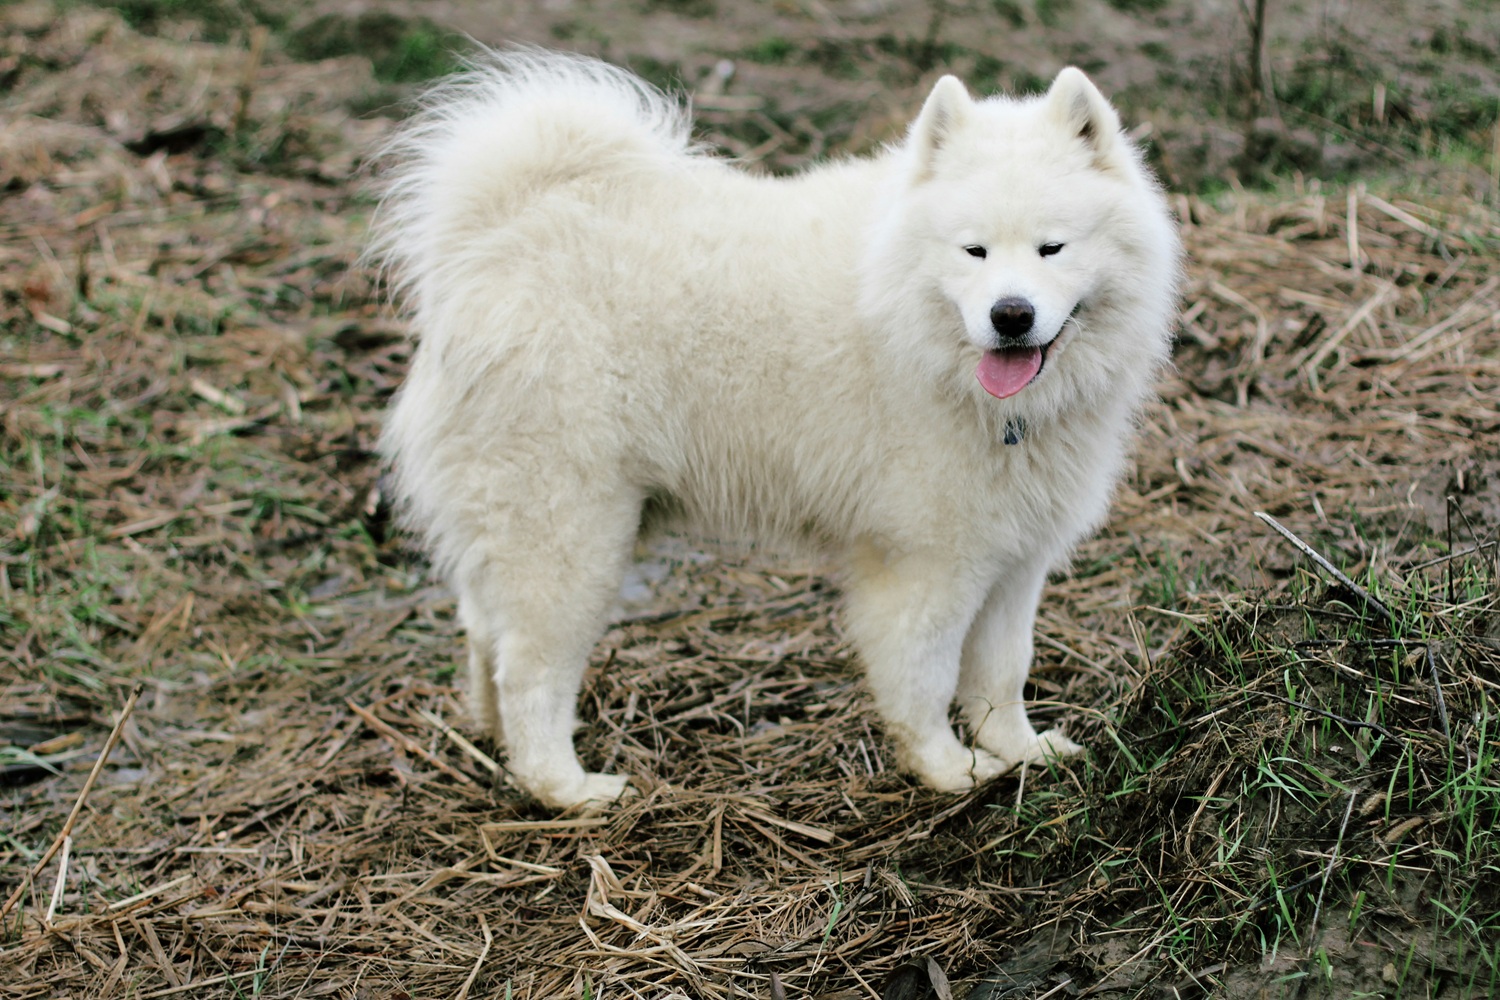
2,4,1499,998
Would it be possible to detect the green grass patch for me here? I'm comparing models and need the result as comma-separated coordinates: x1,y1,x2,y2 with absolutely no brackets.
991,539,1500,992
285,11,464,84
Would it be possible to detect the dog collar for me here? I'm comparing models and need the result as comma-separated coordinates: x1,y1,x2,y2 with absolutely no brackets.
1003,417,1027,445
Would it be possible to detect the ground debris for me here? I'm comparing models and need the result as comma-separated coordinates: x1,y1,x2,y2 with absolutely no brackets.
3,4,1499,998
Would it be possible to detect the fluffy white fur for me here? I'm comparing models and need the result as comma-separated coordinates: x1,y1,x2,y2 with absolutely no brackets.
374,50,1181,810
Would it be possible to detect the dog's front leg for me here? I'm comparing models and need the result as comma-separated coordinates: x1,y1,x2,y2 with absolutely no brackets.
957,556,1082,768
843,546,1009,792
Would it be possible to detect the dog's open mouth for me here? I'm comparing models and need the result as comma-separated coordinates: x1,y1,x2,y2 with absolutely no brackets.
976,340,1050,400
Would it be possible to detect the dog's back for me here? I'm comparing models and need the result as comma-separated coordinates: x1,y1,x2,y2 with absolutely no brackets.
375,51,890,570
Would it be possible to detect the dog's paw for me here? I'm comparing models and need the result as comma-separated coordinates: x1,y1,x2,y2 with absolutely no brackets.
569,772,637,815
533,771,636,814
909,743,1010,793
1032,728,1083,761
975,724,1084,769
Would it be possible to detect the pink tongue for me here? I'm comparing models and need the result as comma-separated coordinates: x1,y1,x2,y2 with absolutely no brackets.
976,347,1042,399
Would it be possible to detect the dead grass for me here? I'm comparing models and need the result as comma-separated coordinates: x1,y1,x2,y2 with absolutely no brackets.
2,4,1499,998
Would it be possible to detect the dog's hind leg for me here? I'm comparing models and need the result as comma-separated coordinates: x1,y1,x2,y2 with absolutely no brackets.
843,545,1010,792
455,485,642,812
457,595,502,744
957,557,1082,768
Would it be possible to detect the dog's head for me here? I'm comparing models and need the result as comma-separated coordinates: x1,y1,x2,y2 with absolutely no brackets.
861,68,1180,418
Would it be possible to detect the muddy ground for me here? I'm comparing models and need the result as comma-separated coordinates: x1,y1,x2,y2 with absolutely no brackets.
2,2,1499,998
138,0,1500,192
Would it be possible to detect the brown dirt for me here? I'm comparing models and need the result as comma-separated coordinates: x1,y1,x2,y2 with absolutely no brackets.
2,2,1499,998
322,0,1500,190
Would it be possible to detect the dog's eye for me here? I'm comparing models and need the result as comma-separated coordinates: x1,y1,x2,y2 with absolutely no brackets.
963,245,988,259
1038,242,1065,257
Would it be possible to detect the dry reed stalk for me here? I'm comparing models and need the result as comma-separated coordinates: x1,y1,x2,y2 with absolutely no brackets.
0,683,143,928
232,25,269,136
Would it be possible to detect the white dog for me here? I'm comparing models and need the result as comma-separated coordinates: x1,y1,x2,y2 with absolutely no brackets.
375,50,1180,810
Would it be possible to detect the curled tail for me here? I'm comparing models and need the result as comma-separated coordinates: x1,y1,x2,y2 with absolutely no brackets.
370,48,695,320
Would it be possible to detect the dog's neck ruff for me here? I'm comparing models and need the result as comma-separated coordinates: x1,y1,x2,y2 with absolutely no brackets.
1002,417,1028,446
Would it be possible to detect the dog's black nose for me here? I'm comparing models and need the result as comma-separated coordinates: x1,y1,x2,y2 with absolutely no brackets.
990,297,1035,339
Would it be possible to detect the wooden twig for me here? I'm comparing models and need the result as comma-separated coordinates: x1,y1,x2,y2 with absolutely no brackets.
1247,0,1274,121
1346,185,1362,271
43,836,71,925
0,682,144,928
415,707,501,774
232,25,269,136
105,873,194,912
1297,283,1393,389
1426,645,1451,740
453,914,492,1000
1254,512,1395,626
1362,192,1445,244
346,698,479,786
1248,690,1403,744
135,970,262,999
478,817,610,834
1405,540,1499,573
1491,115,1500,205
1309,791,1356,940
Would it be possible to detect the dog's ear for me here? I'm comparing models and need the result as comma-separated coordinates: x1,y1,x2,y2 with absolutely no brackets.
908,75,973,181
1045,67,1123,168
